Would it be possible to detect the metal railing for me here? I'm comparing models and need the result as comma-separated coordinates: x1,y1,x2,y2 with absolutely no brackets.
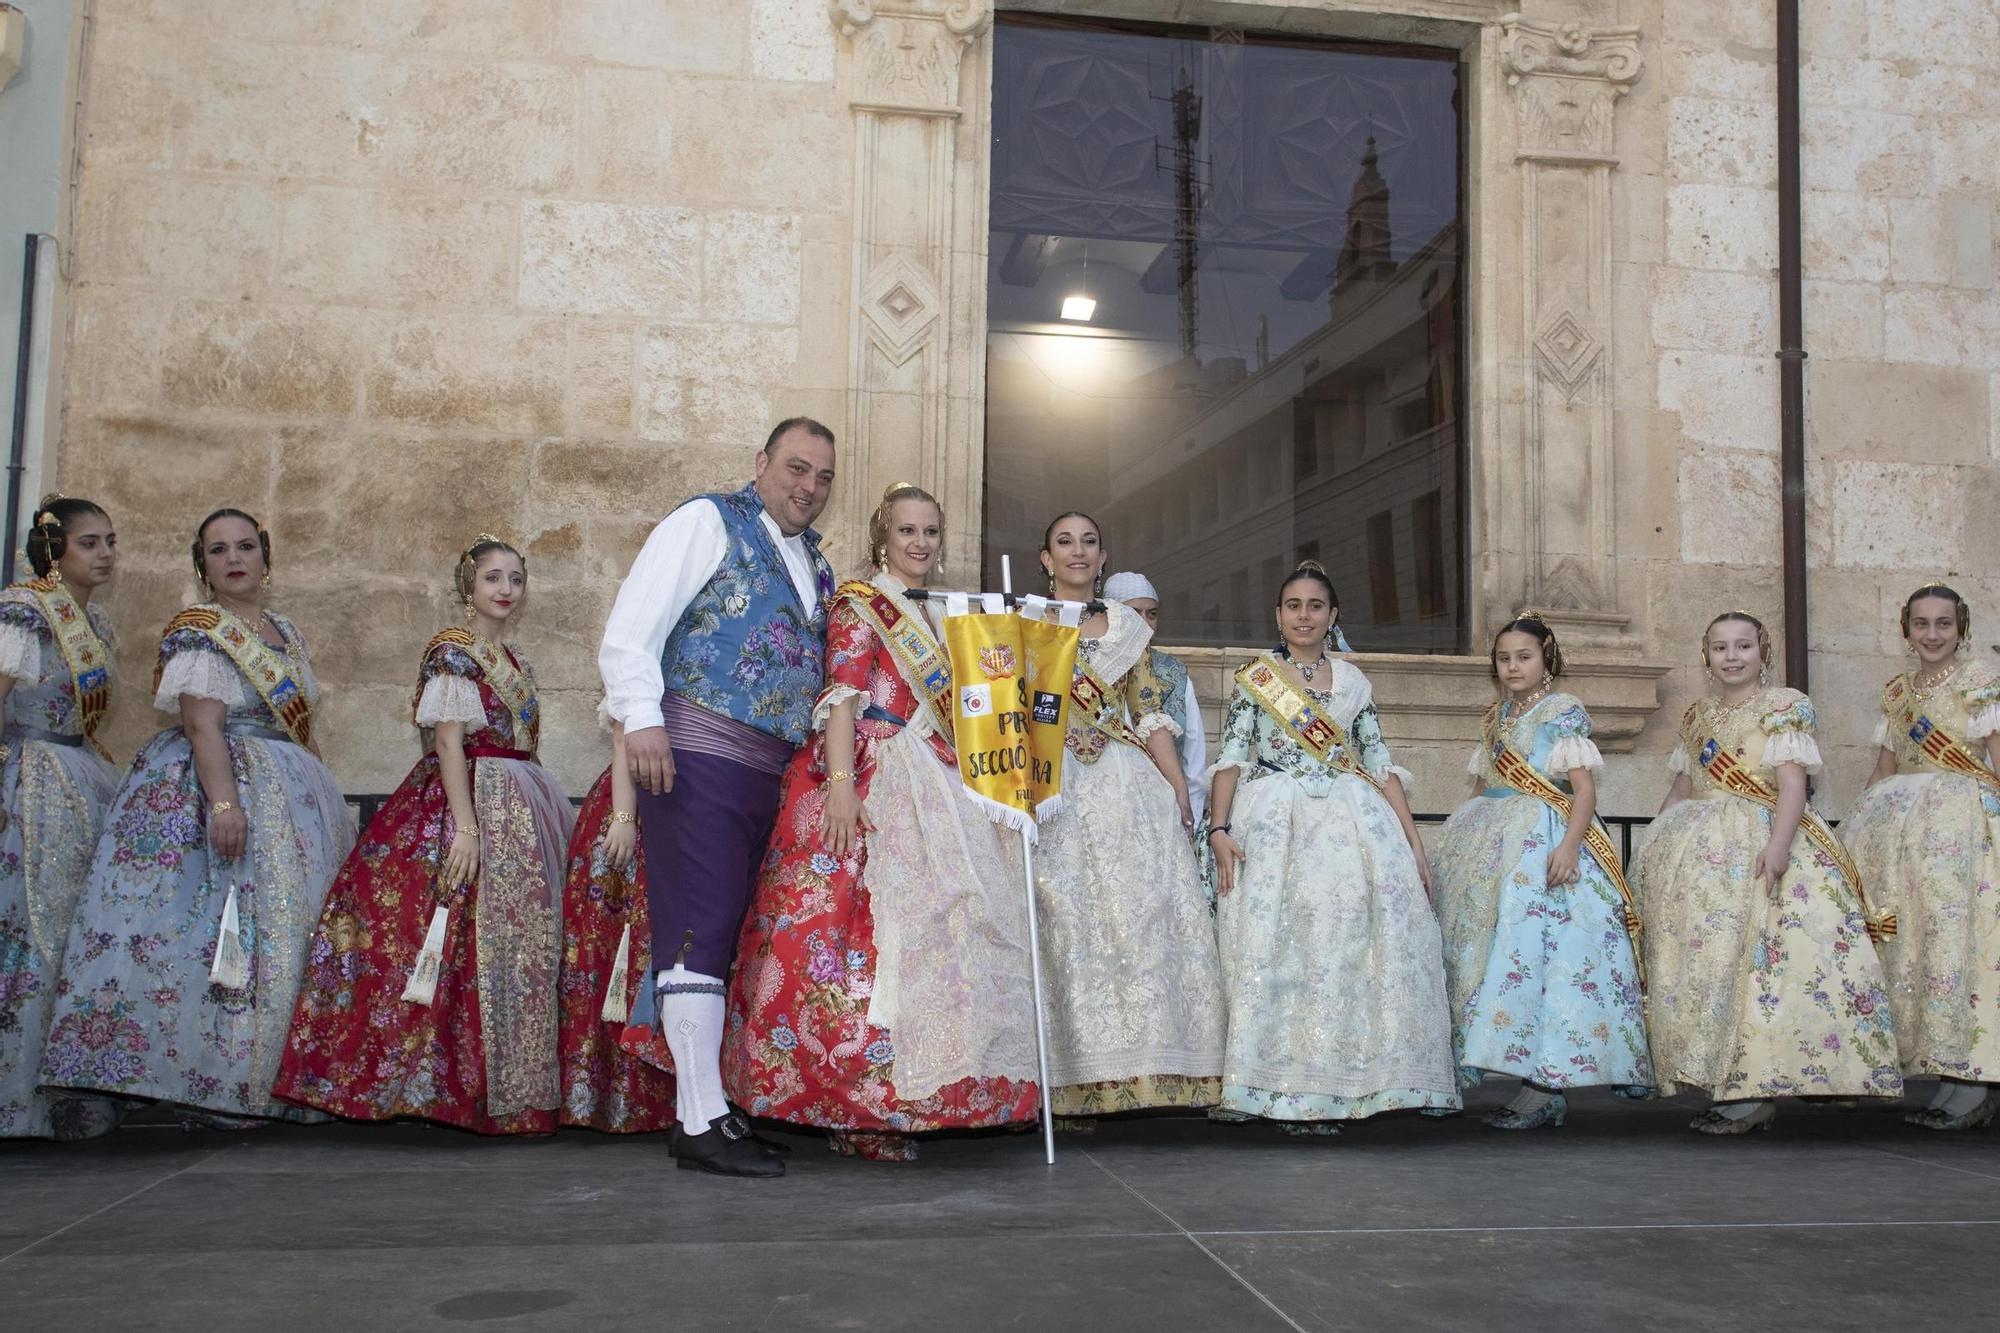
344,795,1663,864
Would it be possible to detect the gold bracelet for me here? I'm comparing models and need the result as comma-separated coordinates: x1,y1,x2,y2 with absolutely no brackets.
610,810,636,825
210,800,237,816
827,770,855,784
452,826,479,842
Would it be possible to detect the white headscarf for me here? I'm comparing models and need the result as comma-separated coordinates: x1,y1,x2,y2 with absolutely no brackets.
1102,571,1159,604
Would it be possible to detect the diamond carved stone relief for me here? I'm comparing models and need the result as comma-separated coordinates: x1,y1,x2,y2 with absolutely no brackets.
860,252,942,365
1532,309,1603,404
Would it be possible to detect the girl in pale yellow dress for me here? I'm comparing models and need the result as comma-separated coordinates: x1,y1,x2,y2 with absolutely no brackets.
1634,611,1901,1134
1841,585,2000,1130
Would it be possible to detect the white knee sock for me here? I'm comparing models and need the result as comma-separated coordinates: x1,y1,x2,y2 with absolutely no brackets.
658,966,730,1134
1716,1098,1771,1120
1926,1079,1958,1111
1507,1083,1555,1114
1938,1080,1988,1117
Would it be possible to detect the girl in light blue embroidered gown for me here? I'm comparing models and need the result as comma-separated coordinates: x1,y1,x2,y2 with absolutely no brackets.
0,498,124,1139
1431,616,1652,1130
41,509,352,1124
1204,563,1458,1132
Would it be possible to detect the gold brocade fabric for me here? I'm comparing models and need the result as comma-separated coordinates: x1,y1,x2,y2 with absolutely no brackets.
472,760,566,1118
16,747,102,965
1050,1074,1220,1116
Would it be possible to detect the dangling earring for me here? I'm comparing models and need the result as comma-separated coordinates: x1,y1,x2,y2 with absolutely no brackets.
1758,663,1770,687
1906,639,1918,657
1093,571,1104,599
1957,637,1969,657
1541,669,1555,689
462,595,475,622
1703,665,1717,686
261,571,272,589
1046,571,1056,596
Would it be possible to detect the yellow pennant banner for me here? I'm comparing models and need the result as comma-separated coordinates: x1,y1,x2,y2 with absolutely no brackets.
940,602,1080,840
1020,613,1080,818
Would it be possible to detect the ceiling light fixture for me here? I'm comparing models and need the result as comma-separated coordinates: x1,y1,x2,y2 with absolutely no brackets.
1060,295,1097,322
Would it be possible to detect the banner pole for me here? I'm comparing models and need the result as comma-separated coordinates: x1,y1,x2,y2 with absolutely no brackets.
1004,554,1059,1166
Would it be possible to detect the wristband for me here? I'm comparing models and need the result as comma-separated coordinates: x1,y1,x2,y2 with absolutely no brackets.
610,810,636,825
827,770,855,784
210,800,237,817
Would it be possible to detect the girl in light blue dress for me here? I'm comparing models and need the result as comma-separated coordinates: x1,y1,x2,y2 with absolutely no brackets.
1431,615,1652,1129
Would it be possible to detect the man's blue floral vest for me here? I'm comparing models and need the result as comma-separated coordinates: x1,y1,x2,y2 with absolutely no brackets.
1148,646,1192,761
660,485,834,746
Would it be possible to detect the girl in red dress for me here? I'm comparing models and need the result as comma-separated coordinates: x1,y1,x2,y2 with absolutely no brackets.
557,717,679,1133
722,484,1041,1160
275,537,575,1134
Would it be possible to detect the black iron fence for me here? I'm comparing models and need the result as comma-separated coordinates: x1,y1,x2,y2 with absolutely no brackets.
343,795,1664,863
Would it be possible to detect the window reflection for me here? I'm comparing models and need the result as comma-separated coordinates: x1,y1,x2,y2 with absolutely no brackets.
984,15,1465,652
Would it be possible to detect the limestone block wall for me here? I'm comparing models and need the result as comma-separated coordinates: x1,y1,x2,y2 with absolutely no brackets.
1639,0,2000,814
57,0,851,792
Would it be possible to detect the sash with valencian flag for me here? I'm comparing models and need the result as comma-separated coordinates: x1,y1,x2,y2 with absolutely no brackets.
1680,706,1895,942
840,580,955,748
1483,701,1645,983
155,605,315,749
1236,654,1382,792
939,598,1079,840
412,627,539,752
15,575,112,758
1883,674,2000,798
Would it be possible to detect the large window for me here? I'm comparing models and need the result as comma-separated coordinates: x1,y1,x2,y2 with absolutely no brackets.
983,15,1465,652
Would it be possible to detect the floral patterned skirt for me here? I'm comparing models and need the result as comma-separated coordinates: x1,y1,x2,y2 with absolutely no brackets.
723,729,1041,1134
0,739,122,1139
274,753,572,1135
1215,770,1458,1120
1842,772,2000,1079
557,767,677,1133
42,729,351,1120
1634,793,1902,1100
1433,792,1652,1089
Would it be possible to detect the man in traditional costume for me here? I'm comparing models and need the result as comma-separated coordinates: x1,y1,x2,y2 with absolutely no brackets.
598,418,837,1177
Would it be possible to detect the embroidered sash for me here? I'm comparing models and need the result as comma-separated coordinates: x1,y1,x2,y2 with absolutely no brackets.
414,628,539,752
1483,703,1645,977
1681,710,1895,941
839,580,954,746
1238,655,1382,792
156,606,314,749
1883,675,2000,797
17,576,111,757
1069,656,1145,752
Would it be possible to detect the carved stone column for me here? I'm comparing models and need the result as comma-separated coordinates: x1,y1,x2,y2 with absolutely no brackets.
1499,16,1642,647
829,1,992,574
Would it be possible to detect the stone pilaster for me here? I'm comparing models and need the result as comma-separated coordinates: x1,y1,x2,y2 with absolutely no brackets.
1498,15,1643,648
828,0,992,574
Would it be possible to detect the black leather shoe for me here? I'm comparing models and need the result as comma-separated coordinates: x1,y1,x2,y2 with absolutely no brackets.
669,1114,790,1160
674,1115,785,1178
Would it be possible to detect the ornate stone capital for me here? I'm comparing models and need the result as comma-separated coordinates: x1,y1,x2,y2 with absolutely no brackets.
830,0,993,112
1498,15,1643,161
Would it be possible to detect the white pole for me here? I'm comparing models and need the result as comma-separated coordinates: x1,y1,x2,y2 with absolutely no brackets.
1003,554,1059,1166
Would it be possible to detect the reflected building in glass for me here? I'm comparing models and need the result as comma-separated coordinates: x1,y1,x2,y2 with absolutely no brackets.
984,16,1463,653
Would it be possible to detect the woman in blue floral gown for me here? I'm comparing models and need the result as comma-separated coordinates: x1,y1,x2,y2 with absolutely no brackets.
0,497,124,1139
1432,616,1652,1129
41,509,351,1124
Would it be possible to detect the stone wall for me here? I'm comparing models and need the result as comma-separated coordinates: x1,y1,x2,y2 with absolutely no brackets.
59,0,851,792
40,0,2000,813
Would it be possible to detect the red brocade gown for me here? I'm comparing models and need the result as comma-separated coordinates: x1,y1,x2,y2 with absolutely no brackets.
556,764,678,1133
274,633,574,1135
722,574,1042,1157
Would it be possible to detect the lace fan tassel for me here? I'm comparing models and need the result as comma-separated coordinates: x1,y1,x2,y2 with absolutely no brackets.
600,924,633,1024
401,905,450,1005
209,881,249,989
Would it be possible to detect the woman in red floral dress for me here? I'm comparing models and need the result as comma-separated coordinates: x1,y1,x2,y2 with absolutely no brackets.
557,718,679,1133
722,484,1041,1160
274,538,575,1135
